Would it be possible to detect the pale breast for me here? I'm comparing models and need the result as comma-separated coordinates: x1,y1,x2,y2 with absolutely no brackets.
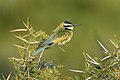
58,31,73,45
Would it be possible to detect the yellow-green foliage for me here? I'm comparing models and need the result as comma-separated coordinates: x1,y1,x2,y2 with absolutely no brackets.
8,19,73,80
70,40,120,80
3,19,120,80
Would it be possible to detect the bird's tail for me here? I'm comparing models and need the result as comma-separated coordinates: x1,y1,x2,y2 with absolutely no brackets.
33,47,46,55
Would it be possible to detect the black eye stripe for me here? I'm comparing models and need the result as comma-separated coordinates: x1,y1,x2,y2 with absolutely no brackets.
64,25,71,27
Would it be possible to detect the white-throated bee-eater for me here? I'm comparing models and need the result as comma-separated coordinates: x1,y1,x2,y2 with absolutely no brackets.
33,21,80,55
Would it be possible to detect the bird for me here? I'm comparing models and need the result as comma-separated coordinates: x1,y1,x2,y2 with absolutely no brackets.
33,21,80,55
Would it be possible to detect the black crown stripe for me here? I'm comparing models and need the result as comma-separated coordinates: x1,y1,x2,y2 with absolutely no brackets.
64,21,72,24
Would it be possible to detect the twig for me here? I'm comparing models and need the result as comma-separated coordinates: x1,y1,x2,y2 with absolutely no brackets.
38,50,44,70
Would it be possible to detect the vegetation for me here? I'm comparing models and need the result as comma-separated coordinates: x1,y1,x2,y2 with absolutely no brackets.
70,39,120,80
2,19,72,80
2,19,120,80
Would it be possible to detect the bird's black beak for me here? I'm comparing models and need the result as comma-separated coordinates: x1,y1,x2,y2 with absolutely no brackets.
72,24,80,27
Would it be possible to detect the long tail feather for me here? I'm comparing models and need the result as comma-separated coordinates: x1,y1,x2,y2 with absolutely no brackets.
33,47,45,55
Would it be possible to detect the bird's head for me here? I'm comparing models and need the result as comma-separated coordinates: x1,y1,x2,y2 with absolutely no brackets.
59,21,80,31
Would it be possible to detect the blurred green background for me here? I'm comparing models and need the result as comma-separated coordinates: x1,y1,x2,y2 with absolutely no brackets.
0,0,120,79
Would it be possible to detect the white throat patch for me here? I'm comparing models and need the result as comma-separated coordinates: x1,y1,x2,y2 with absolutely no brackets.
64,23,71,26
66,27,74,30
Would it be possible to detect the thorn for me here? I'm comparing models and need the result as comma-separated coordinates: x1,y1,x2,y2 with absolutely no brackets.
101,55,111,61
15,35,29,44
23,21,29,29
10,29,27,32
109,39,118,48
69,69,85,73
87,60,100,65
97,40,109,54
29,41,39,44
86,53,98,63
12,44,27,49
86,77,92,80
27,16,30,26
86,62,90,67
22,34,30,38
83,52,87,59
7,72,12,80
